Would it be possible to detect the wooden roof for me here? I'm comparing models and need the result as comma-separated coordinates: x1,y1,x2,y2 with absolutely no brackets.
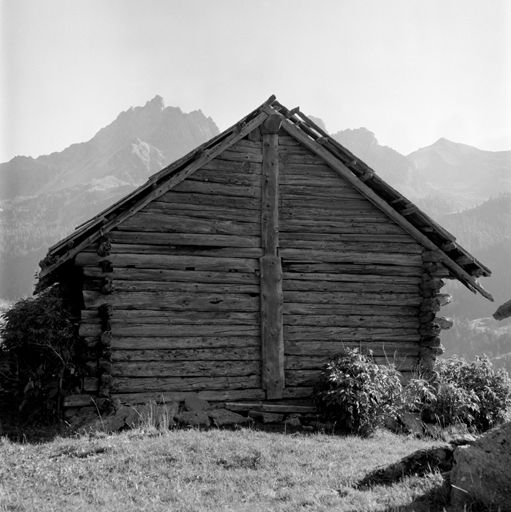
37,95,493,300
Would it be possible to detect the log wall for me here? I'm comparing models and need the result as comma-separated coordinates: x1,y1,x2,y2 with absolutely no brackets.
72,139,267,406
278,132,424,386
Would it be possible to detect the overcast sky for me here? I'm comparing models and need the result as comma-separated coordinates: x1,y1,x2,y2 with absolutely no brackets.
1,0,510,163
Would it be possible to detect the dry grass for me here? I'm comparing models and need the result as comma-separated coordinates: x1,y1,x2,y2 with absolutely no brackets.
0,426,453,512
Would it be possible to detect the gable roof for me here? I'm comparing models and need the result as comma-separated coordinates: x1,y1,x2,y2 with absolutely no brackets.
37,95,493,301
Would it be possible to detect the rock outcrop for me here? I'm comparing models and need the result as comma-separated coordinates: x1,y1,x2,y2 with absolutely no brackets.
450,421,511,510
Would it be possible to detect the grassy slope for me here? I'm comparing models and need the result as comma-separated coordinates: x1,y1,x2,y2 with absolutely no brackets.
0,428,449,512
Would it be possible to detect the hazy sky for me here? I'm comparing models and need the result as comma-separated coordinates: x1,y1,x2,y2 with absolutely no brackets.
1,0,510,163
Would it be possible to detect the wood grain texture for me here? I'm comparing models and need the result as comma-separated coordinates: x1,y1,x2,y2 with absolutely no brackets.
260,127,284,399
77,253,259,272
284,340,420,356
283,291,422,306
157,191,261,210
112,360,261,378
83,267,260,285
111,375,261,393
285,355,416,372
105,324,260,337
112,346,260,362
107,231,261,248
110,336,261,350
283,315,419,328
283,303,419,316
82,291,259,311
201,158,262,174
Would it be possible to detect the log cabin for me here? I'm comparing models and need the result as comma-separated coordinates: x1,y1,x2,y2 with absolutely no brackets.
36,96,494,413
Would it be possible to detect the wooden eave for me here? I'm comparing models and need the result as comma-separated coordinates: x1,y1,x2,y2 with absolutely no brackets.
37,95,493,301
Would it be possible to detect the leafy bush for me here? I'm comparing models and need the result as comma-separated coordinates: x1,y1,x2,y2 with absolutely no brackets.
0,284,85,423
405,355,511,432
313,348,402,436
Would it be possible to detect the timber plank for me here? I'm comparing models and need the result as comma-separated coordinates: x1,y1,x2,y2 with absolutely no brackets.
283,278,418,293
111,375,261,393
201,159,262,174
82,291,259,311
83,267,260,285
173,180,261,198
112,280,259,294
282,272,421,285
283,315,419,328
108,231,261,248
112,360,261,378
283,291,422,306
283,327,420,342
112,347,260,362
280,220,407,235
188,170,260,187
88,245,263,260
284,341,420,357
77,253,259,272
280,239,422,254
279,232,419,244
111,336,260,351
284,303,418,315
111,389,266,405
110,310,259,324
108,324,260,337
143,203,260,223
280,212,391,224
282,263,422,277
231,138,261,151
217,148,263,163
285,370,321,387
157,191,261,210
118,212,260,236
280,249,422,267
280,186,364,200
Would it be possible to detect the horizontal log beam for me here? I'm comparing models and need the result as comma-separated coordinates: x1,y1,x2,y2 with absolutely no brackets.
110,336,261,351
112,346,260,362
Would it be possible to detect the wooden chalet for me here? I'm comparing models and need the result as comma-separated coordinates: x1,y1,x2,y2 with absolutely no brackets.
36,95,494,412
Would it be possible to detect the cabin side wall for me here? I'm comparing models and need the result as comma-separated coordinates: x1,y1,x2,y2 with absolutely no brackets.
277,132,425,390
71,138,266,407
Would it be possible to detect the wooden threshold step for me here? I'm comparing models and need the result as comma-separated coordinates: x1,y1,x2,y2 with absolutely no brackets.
225,402,316,414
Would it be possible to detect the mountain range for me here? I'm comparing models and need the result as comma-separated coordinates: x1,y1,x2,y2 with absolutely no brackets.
1,96,510,354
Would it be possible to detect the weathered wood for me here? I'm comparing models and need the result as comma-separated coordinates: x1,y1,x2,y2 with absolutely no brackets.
63,394,96,408
111,336,261,350
84,245,263,261
279,232,419,243
172,179,261,199
106,280,260,294
284,341,420,357
82,291,259,311
112,360,261,378
111,375,261,393
111,389,266,405
112,346,260,362
282,262,421,277
260,127,284,399
283,280,418,294
280,240,422,255
280,219,408,235
83,267,260,285
111,310,259,324
77,253,259,273
217,148,263,163
107,231,261,248
283,303,419,316
281,212,392,224
283,326,420,342
201,158,261,174
83,377,99,393
285,370,321,387
106,324,260,337
280,249,422,267
435,317,454,330
225,403,316,413
282,387,314,399
232,138,261,151
144,203,261,223
117,212,260,236
282,272,421,285
285,355,416,372
493,299,511,321
157,191,261,210
283,291,422,306
283,315,419,328
280,185,365,200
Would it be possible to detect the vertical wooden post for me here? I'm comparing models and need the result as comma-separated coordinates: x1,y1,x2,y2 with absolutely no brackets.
260,114,284,399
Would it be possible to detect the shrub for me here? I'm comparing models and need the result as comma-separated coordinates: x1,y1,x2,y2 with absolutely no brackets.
313,348,402,437
404,355,511,432
0,284,86,423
